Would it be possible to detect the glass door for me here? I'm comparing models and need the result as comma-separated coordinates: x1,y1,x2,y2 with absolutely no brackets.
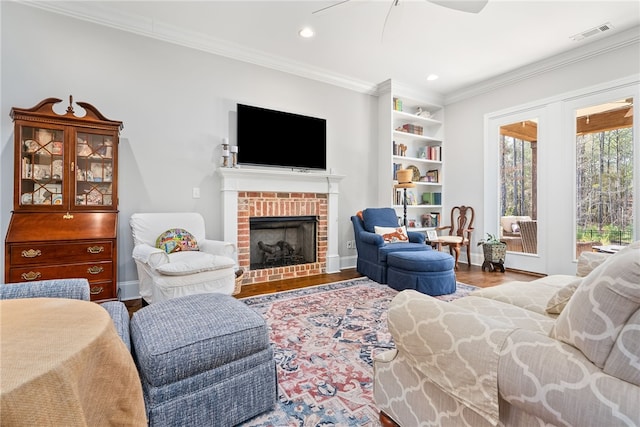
486,107,547,273
499,120,538,254
575,98,634,257
74,131,115,208
18,125,65,208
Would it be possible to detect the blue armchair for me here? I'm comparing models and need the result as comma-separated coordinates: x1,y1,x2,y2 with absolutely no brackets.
0,278,131,351
351,207,430,284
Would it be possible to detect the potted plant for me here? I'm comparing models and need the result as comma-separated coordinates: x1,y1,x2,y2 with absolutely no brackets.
477,233,507,272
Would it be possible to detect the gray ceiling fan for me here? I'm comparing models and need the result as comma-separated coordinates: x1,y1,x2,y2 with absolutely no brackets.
313,0,489,15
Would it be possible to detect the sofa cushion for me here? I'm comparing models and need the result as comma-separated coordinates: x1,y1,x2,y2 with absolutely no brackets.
362,208,399,233
550,244,640,368
155,252,235,276
545,278,582,315
576,251,611,277
374,225,408,243
500,215,531,234
603,308,640,386
469,279,568,317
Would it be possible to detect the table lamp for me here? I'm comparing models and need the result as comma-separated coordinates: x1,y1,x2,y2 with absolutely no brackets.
394,169,416,227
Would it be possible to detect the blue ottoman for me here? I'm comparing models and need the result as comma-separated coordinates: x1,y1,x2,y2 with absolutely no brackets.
131,293,277,426
387,251,456,296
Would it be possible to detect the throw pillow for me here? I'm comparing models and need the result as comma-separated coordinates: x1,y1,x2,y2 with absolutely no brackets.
550,245,640,368
374,226,409,243
545,278,582,315
511,223,520,233
156,228,199,254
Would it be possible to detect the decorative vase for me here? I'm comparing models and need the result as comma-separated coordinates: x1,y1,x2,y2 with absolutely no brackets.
483,242,506,262
481,242,507,273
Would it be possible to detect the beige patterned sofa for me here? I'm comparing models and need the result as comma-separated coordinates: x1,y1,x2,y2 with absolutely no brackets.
374,241,640,427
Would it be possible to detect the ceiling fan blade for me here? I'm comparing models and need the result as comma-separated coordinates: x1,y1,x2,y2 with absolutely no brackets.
428,0,488,13
312,0,352,14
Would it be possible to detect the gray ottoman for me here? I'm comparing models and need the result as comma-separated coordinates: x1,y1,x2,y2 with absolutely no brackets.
130,293,277,426
387,250,457,296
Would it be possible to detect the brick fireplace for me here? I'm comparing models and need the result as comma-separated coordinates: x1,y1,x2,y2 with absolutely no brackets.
218,168,343,286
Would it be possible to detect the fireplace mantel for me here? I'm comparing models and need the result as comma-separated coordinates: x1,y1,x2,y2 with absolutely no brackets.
218,167,344,274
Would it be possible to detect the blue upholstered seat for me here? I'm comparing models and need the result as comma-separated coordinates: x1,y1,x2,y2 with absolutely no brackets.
130,293,277,426
386,251,457,296
351,207,429,284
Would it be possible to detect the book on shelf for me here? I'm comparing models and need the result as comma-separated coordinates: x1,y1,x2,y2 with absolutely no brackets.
430,212,441,227
393,98,403,112
421,192,442,205
393,163,402,180
427,146,441,161
395,124,423,135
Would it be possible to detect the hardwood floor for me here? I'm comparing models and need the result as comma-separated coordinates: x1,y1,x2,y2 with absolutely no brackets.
124,265,542,316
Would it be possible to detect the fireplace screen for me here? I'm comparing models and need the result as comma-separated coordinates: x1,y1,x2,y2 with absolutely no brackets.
249,216,317,269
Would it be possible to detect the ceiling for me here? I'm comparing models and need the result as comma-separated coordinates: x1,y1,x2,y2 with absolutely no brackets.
30,1,640,100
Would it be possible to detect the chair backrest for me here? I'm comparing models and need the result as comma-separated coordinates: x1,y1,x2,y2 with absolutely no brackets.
448,206,475,238
361,208,400,232
518,220,538,253
130,212,207,247
0,279,90,300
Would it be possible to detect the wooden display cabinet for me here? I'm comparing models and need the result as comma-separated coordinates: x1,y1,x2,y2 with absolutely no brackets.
5,97,122,301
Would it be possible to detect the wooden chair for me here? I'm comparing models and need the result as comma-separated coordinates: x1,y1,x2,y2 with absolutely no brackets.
434,205,475,269
518,220,538,253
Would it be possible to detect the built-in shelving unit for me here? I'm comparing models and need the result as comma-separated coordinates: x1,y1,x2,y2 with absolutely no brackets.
377,79,444,234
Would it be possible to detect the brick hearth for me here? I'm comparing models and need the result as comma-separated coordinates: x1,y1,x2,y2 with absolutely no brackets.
237,191,327,285
218,167,344,288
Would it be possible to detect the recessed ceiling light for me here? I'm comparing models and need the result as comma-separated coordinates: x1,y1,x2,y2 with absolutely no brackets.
299,27,314,38
427,74,439,81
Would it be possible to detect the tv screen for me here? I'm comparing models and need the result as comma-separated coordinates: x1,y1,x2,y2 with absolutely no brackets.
236,103,326,171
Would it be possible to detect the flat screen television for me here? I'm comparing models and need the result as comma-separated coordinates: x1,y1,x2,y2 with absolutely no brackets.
236,103,326,171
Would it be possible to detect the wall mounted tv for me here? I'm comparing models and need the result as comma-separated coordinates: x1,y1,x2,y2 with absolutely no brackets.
236,103,326,171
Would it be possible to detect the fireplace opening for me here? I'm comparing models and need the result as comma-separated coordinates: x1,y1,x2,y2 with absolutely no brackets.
249,216,317,270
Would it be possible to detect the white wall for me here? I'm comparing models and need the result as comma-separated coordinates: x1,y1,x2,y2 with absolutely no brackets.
444,33,640,273
0,2,380,287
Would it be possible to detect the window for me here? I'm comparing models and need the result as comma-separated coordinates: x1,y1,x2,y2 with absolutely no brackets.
499,120,537,254
575,99,634,256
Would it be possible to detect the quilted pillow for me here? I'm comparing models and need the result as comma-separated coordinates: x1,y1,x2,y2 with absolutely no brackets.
545,278,582,315
156,228,199,254
550,245,640,368
374,226,409,243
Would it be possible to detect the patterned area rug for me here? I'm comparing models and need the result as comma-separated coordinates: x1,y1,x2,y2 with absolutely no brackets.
239,277,478,427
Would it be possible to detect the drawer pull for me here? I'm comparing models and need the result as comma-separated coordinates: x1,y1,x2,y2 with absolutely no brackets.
63,212,74,220
21,249,42,258
21,271,42,281
87,246,104,254
90,286,104,295
87,266,104,275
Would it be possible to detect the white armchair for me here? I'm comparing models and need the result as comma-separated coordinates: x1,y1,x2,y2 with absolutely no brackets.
130,212,237,304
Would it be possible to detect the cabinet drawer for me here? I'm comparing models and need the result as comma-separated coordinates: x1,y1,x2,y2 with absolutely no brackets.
8,241,113,266
7,261,113,284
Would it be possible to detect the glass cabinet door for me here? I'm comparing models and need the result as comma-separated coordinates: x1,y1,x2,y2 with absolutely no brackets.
19,126,65,207
74,131,115,207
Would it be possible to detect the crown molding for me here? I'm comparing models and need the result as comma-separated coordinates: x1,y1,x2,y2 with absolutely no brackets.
444,26,640,105
18,1,380,95
16,2,640,103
